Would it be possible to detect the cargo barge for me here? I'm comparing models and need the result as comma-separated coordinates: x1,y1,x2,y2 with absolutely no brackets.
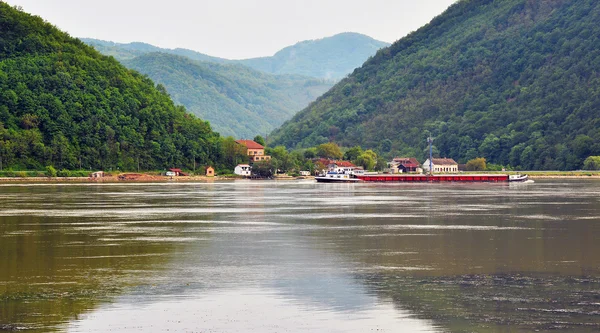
355,174,528,182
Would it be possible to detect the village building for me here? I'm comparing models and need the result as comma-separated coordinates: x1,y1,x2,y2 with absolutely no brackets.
89,171,104,178
235,140,271,163
167,168,187,176
386,157,420,174
422,158,459,173
206,166,215,177
234,164,252,177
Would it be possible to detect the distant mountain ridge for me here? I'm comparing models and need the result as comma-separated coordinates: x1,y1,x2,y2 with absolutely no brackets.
82,32,390,79
269,0,600,170
123,53,333,138
83,32,388,138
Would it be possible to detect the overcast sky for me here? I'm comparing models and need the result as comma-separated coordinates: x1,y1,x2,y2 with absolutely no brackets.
4,0,457,59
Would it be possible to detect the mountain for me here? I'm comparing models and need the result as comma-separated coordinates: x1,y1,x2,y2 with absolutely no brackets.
239,33,390,79
123,53,333,138
82,32,389,80
0,3,223,171
81,38,229,64
269,0,600,171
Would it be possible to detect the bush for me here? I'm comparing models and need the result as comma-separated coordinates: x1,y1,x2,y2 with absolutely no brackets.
15,171,27,178
583,156,600,170
466,157,486,171
57,169,71,177
45,165,57,177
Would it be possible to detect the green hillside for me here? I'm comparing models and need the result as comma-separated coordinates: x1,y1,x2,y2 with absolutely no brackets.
239,33,390,79
123,53,334,138
270,0,600,170
0,3,223,171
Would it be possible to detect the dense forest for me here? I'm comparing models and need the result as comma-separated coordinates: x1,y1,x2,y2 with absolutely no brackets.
83,33,389,80
0,3,227,172
123,53,333,138
270,0,600,170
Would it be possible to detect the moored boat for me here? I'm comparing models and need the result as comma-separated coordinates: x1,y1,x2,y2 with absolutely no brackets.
508,174,529,182
315,167,361,183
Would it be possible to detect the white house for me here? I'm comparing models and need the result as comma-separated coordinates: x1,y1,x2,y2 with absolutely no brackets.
422,158,459,173
234,164,252,177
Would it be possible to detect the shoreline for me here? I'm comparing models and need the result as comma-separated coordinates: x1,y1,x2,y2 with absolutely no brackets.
0,173,599,183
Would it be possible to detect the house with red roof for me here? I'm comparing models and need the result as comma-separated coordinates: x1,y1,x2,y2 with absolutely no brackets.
236,140,271,163
386,157,421,173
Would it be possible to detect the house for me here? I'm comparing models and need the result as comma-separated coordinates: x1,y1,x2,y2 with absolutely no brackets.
206,166,215,177
422,158,459,173
385,157,420,174
395,157,420,173
89,171,104,178
234,164,252,177
168,168,188,176
236,140,271,163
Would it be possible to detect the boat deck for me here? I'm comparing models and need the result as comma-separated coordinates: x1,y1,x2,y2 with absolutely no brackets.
356,174,509,182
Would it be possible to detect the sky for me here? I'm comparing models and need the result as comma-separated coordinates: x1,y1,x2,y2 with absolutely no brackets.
4,0,458,60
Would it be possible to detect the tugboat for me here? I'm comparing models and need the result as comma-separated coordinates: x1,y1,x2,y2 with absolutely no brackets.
509,174,529,182
315,167,362,183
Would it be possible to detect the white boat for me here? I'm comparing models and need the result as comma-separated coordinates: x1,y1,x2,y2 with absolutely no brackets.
509,174,529,182
315,167,362,183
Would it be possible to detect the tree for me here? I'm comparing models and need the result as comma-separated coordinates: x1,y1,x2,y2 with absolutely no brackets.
343,146,363,161
465,157,487,171
251,160,273,178
303,148,316,159
316,142,342,159
583,156,600,170
356,150,378,170
253,135,266,147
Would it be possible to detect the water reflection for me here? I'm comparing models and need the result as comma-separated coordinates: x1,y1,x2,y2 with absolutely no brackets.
1,180,599,332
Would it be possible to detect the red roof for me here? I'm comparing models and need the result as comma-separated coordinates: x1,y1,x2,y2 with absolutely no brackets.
236,140,264,150
393,157,420,167
431,158,458,165
169,168,183,172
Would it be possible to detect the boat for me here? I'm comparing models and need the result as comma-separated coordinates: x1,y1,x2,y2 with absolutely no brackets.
356,174,511,182
315,167,362,183
508,174,529,182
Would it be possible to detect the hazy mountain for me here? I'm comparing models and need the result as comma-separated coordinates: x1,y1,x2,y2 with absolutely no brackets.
82,32,389,80
80,38,228,63
123,53,334,138
269,0,600,170
239,33,390,79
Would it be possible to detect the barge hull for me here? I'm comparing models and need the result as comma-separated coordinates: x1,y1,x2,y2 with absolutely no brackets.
356,174,510,182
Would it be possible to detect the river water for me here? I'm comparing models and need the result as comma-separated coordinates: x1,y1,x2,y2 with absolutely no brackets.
1,179,600,332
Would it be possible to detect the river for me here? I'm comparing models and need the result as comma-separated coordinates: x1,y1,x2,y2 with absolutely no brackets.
1,179,599,332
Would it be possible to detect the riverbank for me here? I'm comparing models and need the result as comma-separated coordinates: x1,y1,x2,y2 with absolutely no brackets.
0,172,598,183
0,175,235,183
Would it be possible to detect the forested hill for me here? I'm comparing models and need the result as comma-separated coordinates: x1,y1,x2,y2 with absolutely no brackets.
123,53,333,138
269,0,600,170
0,3,222,171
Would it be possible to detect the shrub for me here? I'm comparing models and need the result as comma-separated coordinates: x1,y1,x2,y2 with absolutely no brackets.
466,157,486,171
57,169,71,177
45,165,57,177
583,156,600,170
15,171,27,178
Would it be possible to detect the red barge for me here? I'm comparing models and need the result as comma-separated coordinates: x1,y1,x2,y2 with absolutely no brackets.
355,174,527,182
